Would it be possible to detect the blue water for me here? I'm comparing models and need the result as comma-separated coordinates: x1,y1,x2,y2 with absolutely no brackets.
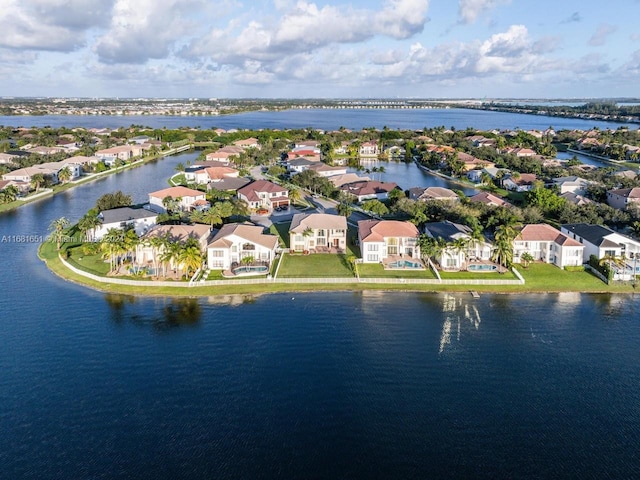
0,107,635,131
1,114,640,479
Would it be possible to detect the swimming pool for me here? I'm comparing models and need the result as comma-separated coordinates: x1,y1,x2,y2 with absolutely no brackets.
232,265,269,276
467,264,497,272
387,260,423,269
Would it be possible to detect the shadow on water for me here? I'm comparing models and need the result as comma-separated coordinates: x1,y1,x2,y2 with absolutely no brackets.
105,294,203,331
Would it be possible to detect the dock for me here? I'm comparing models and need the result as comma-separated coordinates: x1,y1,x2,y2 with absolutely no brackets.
470,291,480,298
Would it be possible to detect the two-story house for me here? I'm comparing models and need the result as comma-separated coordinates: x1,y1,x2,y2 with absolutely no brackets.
289,213,347,253
148,186,208,213
237,180,289,211
358,220,421,263
207,223,279,270
512,224,584,268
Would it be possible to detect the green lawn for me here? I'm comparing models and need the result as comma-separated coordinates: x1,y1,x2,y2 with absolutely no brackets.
515,263,626,291
269,221,291,248
358,263,437,279
277,253,355,278
440,269,518,280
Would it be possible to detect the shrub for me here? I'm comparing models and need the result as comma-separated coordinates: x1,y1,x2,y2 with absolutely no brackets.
564,265,585,272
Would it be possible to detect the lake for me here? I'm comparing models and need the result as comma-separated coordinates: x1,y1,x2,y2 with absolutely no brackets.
1,113,640,479
0,107,636,131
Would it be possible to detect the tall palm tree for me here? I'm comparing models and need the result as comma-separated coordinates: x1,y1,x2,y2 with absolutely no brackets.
77,212,102,242
288,188,302,206
49,217,70,250
178,239,203,279
491,224,517,269
101,228,125,272
30,173,45,193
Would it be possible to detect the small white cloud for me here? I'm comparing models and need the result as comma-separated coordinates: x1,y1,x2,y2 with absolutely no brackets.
588,23,618,47
457,0,510,25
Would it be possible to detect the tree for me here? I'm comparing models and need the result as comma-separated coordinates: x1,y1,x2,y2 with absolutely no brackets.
95,191,132,211
520,251,534,268
57,166,72,184
49,217,70,250
361,199,389,216
337,201,353,217
491,224,517,269
288,188,303,206
30,173,45,193
77,211,102,242
178,239,203,279
100,228,126,272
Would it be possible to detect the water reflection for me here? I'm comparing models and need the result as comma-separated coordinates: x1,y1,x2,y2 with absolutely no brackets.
105,295,203,330
439,294,482,354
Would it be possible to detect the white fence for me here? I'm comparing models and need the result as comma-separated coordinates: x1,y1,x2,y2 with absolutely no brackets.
60,256,525,288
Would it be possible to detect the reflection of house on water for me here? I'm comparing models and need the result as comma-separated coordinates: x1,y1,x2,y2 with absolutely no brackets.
439,294,482,354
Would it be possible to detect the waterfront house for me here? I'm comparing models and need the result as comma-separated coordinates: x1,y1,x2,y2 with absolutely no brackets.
423,221,493,270
137,224,211,274
191,166,239,184
207,177,251,194
340,180,399,202
237,179,289,211
94,206,158,241
289,213,347,253
148,186,207,213
359,141,379,158
561,223,640,270
358,219,420,263
606,187,640,210
307,163,348,177
328,173,371,188
457,151,494,171
409,186,459,202
512,224,584,268
207,222,278,270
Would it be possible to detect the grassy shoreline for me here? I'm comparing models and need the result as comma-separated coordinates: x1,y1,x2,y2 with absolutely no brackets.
39,240,638,298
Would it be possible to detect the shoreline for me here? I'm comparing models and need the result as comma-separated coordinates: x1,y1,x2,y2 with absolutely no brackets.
0,145,191,215
39,241,637,298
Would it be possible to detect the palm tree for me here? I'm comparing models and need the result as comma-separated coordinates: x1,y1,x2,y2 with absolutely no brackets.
178,239,203,279
159,239,182,278
30,173,45,193
520,251,534,268
337,201,353,217
491,224,517,269
451,237,470,268
49,217,70,250
100,228,126,272
77,212,102,242
599,253,627,280
1,185,19,203
57,166,72,184
288,188,302,206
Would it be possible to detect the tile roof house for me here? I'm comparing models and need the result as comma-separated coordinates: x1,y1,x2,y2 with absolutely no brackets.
423,221,492,271
468,191,513,208
328,173,371,188
232,137,260,149
358,219,420,263
340,180,399,202
94,207,158,241
359,141,380,157
503,173,538,192
513,224,583,268
136,224,211,274
306,163,348,177
408,186,459,202
207,222,279,270
561,223,640,267
148,186,207,213
289,213,347,253
551,176,592,195
237,180,289,210
606,187,640,210
191,166,239,184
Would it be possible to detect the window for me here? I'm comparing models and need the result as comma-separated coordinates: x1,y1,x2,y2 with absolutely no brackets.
211,250,224,257
295,235,303,242
317,229,325,237
242,243,255,251
368,244,379,251
367,254,378,262
446,258,457,267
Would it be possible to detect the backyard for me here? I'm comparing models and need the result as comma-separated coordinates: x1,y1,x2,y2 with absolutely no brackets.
276,253,355,278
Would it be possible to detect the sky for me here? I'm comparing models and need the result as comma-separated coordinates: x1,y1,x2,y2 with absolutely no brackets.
0,0,639,99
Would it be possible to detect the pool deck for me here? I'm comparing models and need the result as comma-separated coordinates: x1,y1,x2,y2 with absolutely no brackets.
382,255,426,270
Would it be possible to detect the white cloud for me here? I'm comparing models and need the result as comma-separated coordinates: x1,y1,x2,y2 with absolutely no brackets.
0,0,113,51
588,23,618,47
183,0,429,64
93,0,206,64
457,0,510,25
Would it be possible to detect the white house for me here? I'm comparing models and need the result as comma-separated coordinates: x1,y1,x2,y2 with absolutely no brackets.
136,224,211,274
423,221,492,271
552,176,592,195
94,207,158,241
148,186,207,213
606,187,640,210
340,180,399,202
207,223,279,270
358,219,420,263
561,223,640,272
359,141,379,157
289,213,347,253
512,224,584,268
